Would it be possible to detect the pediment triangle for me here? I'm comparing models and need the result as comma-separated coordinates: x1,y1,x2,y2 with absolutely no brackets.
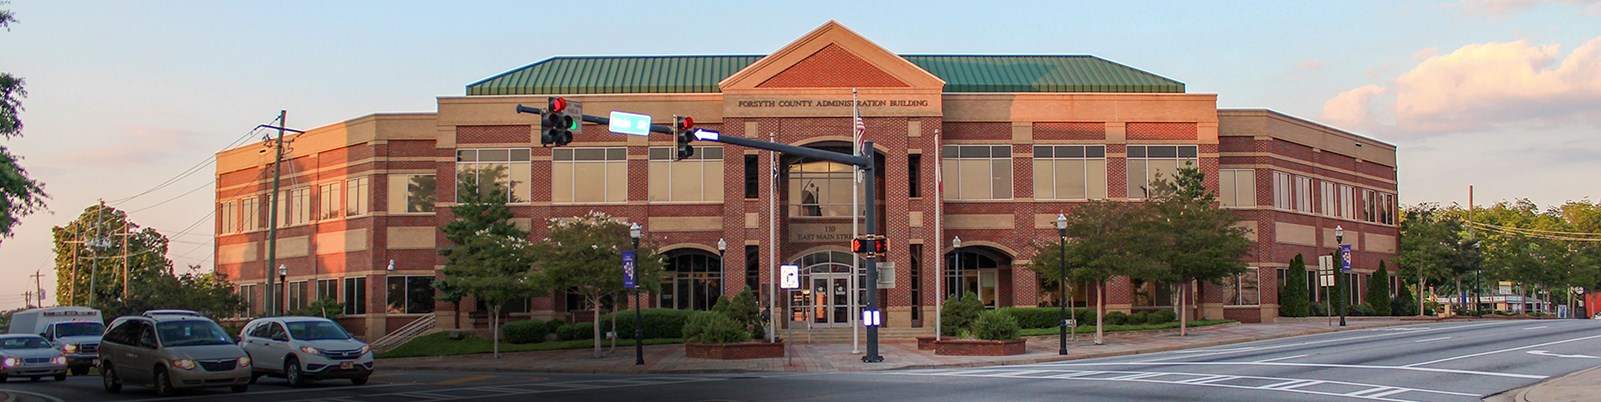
720,21,945,91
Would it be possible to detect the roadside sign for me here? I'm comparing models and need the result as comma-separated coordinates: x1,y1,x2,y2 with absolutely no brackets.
1317,255,1335,287
862,309,881,327
1340,245,1353,271
692,129,720,141
622,250,637,289
780,264,800,289
1065,319,1077,327
608,111,652,136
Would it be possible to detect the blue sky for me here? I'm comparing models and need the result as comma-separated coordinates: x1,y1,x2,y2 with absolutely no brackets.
2,0,1599,309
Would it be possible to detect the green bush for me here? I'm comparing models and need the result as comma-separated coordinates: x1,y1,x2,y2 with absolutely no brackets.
1129,311,1151,325
1104,311,1129,325
599,308,698,339
940,292,984,337
974,310,1021,341
995,307,1059,329
1349,304,1376,316
1279,254,1311,317
1393,284,1417,316
712,290,765,340
1310,301,1328,317
556,322,593,341
1073,308,1096,325
545,319,567,334
500,320,548,344
1367,262,1393,316
682,312,750,344
1149,310,1176,324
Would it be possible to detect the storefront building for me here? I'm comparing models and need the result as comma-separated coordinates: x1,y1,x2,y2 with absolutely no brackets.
214,22,1398,339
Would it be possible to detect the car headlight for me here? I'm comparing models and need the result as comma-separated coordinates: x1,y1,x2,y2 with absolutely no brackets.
2,357,17,367
63,344,79,353
300,346,321,355
51,356,67,365
171,359,197,370
237,356,251,367
359,345,371,355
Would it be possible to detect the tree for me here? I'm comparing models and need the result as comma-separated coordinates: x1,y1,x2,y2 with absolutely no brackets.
1029,200,1159,345
434,176,541,358
0,8,47,243
531,211,665,358
51,204,172,309
1393,275,1416,317
1279,254,1310,317
1146,165,1250,335
113,266,247,320
1398,204,1461,315
1367,261,1392,316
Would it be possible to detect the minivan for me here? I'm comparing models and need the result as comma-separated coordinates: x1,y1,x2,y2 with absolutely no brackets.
99,314,251,395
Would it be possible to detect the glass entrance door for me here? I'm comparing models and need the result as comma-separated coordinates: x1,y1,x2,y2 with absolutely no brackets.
810,275,851,326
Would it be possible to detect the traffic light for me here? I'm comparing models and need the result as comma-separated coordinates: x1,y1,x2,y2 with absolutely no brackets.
673,115,695,160
851,235,888,258
540,97,582,147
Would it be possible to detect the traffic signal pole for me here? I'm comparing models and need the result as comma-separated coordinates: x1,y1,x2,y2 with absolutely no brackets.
515,104,886,363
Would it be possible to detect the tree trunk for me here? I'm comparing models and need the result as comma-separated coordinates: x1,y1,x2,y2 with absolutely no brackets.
591,296,603,358
1095,280,1105,345
491,305,501,359
454,300,462,330
1456,276,1464,315
1419,275,1426,316
1179,282,1188,337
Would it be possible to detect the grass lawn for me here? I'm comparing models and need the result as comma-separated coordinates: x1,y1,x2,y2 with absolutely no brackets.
377,332,684,359
1018,319,1235,337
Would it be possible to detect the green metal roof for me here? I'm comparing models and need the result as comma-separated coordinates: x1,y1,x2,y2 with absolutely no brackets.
466,54,1183,95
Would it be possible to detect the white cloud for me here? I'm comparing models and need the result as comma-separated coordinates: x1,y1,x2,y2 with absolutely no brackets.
1321,36,1601,137
1456,0,1601,16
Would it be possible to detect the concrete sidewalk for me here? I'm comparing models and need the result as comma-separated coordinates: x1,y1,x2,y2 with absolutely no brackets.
1497,364,1601,402
380,318,1422,375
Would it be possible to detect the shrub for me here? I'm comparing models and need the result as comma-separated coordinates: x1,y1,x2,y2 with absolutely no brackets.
1129,311,1151,325
1279,254,1311,317
940,292,984,337
974,310,1021,341
682,312,750,344
556,322,593,341
545,319,567,334
1104,311,1129,326
1073,308,1096,325
1310,302,1327,317
996,307,1059,329
1349,304,1376,317
1367,262,1393,316
600,308,698,339
1393,284,1417,316
713,290,765,339
500,320,548,344
1149,310,1176,324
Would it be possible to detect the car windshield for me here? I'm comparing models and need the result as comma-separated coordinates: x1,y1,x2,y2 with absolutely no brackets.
0,337,52,350
55,322,106,337
285,321,352,341
156,320,233,347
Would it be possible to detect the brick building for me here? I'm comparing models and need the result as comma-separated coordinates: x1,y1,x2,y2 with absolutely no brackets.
214,21,1398,339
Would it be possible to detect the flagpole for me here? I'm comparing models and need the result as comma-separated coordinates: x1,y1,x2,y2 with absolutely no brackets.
769,132,779,343
850,89,863,354
933,128,943,341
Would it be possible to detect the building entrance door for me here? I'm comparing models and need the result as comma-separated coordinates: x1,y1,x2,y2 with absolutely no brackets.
809,274,851,326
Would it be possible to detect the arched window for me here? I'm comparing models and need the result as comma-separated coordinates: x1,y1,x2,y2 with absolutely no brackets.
945,247,1007,308
659,250,722,311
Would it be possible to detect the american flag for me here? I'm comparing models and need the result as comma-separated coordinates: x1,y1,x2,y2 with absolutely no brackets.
852,90,865,156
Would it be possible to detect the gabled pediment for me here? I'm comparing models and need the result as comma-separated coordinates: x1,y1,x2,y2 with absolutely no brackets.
719,21,945,91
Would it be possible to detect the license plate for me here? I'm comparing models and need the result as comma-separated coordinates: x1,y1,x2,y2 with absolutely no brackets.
339,361,353,370
92,359,100,366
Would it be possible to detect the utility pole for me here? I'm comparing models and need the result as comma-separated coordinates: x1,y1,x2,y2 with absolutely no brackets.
31,270,45,307
89,202,106,308
122,218,130,300
265,110,288,316
23,291,33,309
70,223,79,306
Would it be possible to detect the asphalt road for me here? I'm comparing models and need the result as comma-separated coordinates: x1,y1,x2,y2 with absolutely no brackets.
2,319,1599,401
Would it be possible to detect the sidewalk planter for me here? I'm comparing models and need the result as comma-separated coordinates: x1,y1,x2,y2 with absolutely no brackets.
916,337,936,350
685,340,785,360
933,339,1027,356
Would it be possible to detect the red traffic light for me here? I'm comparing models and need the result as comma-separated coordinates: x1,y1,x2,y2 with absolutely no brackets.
851,238,868,254
677,116,694,131
550,97,567,113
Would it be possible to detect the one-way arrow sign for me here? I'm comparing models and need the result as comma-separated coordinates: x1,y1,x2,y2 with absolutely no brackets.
1527,350,1599,359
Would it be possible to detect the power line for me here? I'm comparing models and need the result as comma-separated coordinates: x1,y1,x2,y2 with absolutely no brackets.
127,179,217,214
106,114,280,206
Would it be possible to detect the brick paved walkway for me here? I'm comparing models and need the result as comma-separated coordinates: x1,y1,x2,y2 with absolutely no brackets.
381,318,1425,374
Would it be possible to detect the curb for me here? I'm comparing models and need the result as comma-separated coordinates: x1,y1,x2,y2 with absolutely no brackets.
1502,364,1601,402
384,320,1418,375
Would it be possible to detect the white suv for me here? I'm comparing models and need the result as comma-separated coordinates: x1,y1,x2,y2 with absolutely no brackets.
238,317,373,387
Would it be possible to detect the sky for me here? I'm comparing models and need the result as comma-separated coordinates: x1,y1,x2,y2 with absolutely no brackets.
2,0,1599,310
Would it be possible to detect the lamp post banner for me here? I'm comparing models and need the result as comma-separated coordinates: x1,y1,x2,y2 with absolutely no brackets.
1340,245,1353,271
622,250,637,289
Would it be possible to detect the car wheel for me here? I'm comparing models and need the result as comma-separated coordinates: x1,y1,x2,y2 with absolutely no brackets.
231,384,249,393
55,373,67,381
72,366,90,376
153,367,176,396
351,376,369,385
285,358,306,387
249,371,262,384
0,373,8,382
101,364,121,393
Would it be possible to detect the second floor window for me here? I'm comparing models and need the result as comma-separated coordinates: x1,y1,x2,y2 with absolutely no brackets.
942,145,1013,201
1126,145,1197,199
648,146,724,203
456,148,531,203
552,147,627,203
1032,145,1107,200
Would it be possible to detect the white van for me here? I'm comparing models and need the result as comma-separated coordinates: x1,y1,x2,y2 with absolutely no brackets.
7,306,105,375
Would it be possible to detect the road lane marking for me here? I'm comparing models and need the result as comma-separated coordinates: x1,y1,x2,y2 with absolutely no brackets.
1175,375,1233,384
1252,354,1307,363
432,374,498,385
893,368,1478,400
1414,337,1451,343
1133,321,1518,363
1278,380,1323,390
287,376,724,402
116,383,415,402
1039,361,1544,379
1347,386,1399,397
1367,388,1412,398
0,389,65,402
1526,350,1599,359
1522,326,1548,330
1259,379,1315,389
1405,333,1601,367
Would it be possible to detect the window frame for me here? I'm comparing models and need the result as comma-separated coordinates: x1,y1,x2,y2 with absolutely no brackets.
647,146,725,203
455,148,532,204
940,144,1014,201
1224,267,1262,307
1126,145,1198,200
386,275,436,315
1033,145,1108,201
342,277,367,315
552,147,627,204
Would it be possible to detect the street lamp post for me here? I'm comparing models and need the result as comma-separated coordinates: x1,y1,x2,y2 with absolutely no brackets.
717,238,727,296
631,223,644,366
1336,226,1346,327
1055,214,1069,356
952,236,963,297
278,264,288,315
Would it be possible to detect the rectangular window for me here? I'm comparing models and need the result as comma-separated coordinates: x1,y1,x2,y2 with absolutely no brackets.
1033,145,1108,200
1126,145,1197,199
744,154,759,199
240,197,260,232
316,279,337,302
1362,189,1376,222
386,275,436,314
342,277,366,315
287,281,307,311
456,148,532,203
346,177,370,216
647,146,724,202
940,145,1013,200
552,147,626,203
317,181,342,220
1272,172,1293,210
745,246,760,295
1320,181,1336,217
238,284,258,317
388,174,437,213
908,154,922,198
1224,267,1261,306
220,201,238,234
277,187,311,228
1218,169,1256,208
1294,176,1313,213
910,244,923,322
1340,185,1355,219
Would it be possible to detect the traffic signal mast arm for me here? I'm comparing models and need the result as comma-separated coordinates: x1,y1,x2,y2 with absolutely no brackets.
515,104,678,136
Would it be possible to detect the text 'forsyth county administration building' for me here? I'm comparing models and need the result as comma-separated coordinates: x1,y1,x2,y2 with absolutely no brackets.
214,22,1399,339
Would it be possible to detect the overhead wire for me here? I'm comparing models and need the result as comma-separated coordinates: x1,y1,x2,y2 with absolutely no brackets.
106,114,281,206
